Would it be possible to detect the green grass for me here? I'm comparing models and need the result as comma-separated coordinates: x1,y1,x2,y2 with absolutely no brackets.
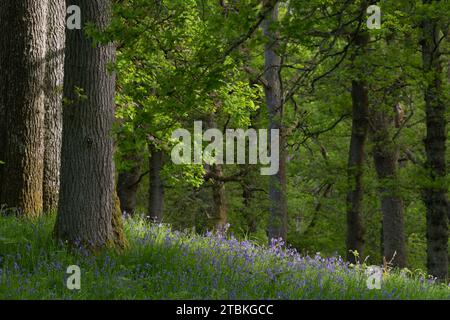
0,214,449,299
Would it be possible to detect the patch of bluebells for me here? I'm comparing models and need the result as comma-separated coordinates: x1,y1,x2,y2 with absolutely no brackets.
90,218,450,299
126,221,362,298
1,214,450,299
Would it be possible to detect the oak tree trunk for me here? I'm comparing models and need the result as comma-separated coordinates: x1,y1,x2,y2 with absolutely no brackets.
0,0,48,217
55,0,126,248
0,7,6,193
263,2,287,242
43,0,66,213
371,107,407,268
420,1,448,280
346,33,369,263
209,164,227,230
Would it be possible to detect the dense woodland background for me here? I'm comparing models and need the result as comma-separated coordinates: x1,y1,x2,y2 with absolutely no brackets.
0,0,449,288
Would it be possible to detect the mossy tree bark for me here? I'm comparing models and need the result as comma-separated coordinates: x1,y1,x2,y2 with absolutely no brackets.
0,0,48,217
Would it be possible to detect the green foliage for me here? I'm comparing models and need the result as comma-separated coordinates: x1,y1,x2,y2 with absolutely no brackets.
106,0,449,273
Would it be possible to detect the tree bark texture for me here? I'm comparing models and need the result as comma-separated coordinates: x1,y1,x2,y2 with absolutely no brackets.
55,0,126,248
0,0,48,217
371,106,407,268
43,0,66,213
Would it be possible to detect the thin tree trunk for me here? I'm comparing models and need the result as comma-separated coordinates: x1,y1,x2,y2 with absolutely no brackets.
371,107,407,268
56,0,126,248
0,7,6,195
263,1,287,242
420,0,448,280
148,145,165,222
43,0,66,213
346,33,369,263
241,170,257,233
209,164,227,230
117,154,143,216
202,113,227,230
0,0,48,217
447,32,450,225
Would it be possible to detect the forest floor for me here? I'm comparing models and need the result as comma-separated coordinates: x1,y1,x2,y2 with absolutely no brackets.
0,214,449,299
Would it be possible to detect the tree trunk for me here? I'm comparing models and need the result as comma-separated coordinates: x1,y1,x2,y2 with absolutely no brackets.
346,33,369,263
0,0,48,217
55,0,126,248
0,7,6,194
148,145,164,222
371,107,407,268
448,33,450,225
202,113,227,230
209,164,227,230
43,0,66,213
446,30,450,231
117,154,143,215
263,2,287,242
420,1,448,280
241,172,257,233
